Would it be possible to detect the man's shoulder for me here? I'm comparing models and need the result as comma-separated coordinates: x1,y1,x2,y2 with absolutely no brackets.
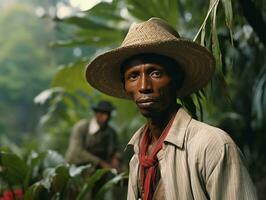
73,119,90,131
187,118,236,149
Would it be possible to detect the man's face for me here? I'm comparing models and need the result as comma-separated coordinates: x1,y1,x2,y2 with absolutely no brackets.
123,58,177,118
95,111,110,127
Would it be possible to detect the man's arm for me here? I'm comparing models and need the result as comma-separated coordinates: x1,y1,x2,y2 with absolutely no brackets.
205,143,257,199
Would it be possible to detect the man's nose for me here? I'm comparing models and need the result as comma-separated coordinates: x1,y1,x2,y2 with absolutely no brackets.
138,75,153,93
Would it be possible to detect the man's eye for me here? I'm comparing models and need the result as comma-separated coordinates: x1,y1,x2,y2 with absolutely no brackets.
127,73,138,81
151,70,162,78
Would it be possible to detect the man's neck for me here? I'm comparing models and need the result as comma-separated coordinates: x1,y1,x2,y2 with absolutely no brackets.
147,104,179,141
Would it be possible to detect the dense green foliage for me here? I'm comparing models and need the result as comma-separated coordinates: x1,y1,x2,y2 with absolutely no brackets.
0,3,54,142
0,149,126,199
1,0,266,199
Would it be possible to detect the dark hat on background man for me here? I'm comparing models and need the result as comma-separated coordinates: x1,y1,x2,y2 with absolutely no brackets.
86,17,215,99
92,100,115,113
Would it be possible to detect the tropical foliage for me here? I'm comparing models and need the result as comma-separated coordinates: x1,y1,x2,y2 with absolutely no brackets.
0,149,126,200
1,0,266,199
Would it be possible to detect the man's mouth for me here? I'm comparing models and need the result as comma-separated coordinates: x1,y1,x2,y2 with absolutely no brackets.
136,97,158,108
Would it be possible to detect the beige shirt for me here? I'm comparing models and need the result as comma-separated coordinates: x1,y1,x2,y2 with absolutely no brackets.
153,180,165,200
126,108,257,200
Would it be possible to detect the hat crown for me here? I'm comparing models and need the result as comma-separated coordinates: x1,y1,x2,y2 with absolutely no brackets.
122,18,180,47
92,100,115,112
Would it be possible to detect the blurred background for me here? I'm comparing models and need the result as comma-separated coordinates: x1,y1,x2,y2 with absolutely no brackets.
0,0,265,199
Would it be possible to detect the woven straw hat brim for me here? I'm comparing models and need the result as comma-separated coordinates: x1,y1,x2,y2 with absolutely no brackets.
86,38,215,99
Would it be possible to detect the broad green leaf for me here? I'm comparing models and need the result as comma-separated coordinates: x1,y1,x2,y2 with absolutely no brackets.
210,0,222,71
126,0,157,20
34,88,64,105
51,59,92,93
51,165,70,193
151,0,179,27
23,165,66,200
0,152,28,186
0,138,22,157
41,168,56,190
167,0,179,27
49,39,86,48
42,150,65,168
221,0,233,28
76,168,110,200
76,29,125,43
51,28,126,48
24,151,48,189
24,182,46,200
221,0,233,44
69,164,92,177
193,0,219,42
82,36,124,47
38,92,68,126
37,90,90,126
56,16,114,30
52,2,128,49
61,93,77,110
68,91,91,110
76,29,125,38
126,0,179,26
85,2,125,23
95,172,127,200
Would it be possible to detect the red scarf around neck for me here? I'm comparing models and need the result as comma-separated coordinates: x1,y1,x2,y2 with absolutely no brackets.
139,114,176,200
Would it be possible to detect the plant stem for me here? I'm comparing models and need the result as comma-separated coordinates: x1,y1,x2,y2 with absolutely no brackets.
193,0,220,42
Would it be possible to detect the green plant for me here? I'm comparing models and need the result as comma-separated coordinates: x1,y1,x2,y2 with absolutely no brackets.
34,0,266,198
0,149,126,200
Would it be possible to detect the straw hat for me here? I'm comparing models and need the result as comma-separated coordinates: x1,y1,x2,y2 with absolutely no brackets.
86,17,215,99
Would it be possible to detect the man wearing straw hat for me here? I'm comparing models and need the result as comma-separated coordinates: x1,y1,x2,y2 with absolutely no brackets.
86,18,257,200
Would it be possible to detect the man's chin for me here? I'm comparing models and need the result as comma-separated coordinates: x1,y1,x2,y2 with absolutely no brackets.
140,113,152,118
139,107,170,119
139,108,157,118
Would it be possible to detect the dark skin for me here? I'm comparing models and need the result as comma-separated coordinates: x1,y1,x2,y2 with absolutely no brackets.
123,58,180,141
95,111,110,128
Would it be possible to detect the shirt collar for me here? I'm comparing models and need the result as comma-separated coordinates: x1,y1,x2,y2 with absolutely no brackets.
124,125,145,154
164,108,192,148
125,107,192,152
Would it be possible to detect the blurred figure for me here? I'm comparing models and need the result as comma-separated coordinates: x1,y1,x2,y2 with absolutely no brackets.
65,100,120,199
65,100,120,170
